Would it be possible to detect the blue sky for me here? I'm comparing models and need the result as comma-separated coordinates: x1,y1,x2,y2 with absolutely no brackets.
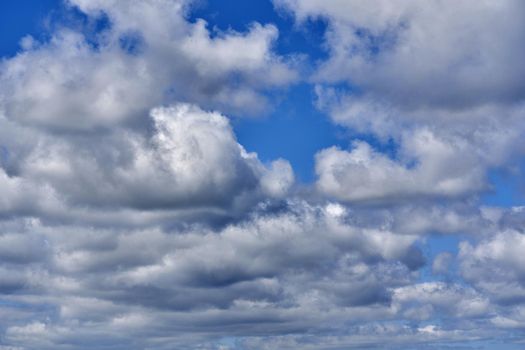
0,1,524,349
0,1,58,57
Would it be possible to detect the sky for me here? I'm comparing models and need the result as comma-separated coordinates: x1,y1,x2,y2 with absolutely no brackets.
0,1,524,349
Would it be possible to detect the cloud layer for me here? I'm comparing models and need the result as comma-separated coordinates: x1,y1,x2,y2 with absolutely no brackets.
0,0,524,349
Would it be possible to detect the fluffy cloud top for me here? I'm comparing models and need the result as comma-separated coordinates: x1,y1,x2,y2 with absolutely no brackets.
1,103,293,218
315,129,489,202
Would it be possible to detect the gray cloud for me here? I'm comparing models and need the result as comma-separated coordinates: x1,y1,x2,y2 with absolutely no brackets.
0,201,430,348
459,229,525,305
276,0,525,110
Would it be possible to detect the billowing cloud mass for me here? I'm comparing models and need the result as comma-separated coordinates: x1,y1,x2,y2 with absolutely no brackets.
0,0,524,349
1,0,297,131
315,131,487,202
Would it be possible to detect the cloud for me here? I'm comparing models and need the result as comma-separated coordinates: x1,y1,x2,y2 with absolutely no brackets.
0,201,428,348
0,0,298,132
315,129,486,202
7,103,292,215
432,252,453,275
459,229,525,305
0,199,521,349
392,282,490,319
276,0,525,110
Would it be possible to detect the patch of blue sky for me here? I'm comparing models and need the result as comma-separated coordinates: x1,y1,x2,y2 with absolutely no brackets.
0,0,112,56
189,1,340,182
0,0,60,57
233,83,348,182
417,234,463,284
482,167,525,207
